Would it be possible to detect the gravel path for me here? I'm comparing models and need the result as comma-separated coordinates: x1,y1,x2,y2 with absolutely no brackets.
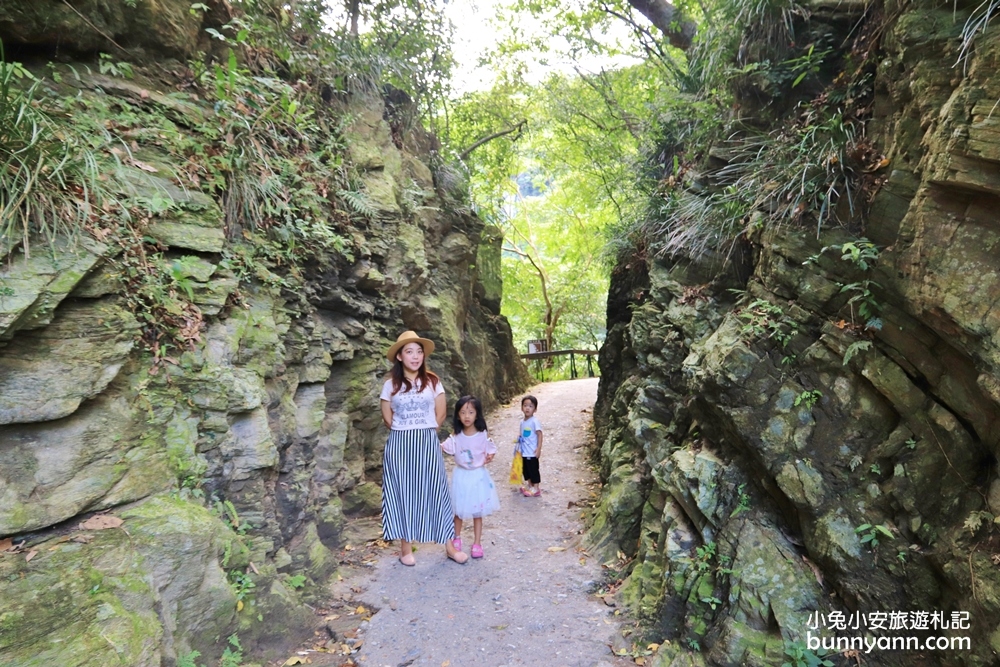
353,378,631,667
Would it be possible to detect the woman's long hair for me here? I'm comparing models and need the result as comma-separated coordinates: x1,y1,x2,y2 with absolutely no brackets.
389,343,440,395
452,395,487,434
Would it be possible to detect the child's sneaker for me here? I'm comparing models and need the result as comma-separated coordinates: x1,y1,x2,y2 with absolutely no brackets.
452,538,463,552
471,544,484,558
532,489,542,497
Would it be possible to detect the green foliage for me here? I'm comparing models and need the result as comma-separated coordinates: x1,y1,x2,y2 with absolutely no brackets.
178,634,247,667
177,650,202,667
730,484,751,518
855,522,893,549
228,570,256,603
964,510,996,535
98,53,134,79
220,634,245,667
782,640,833,667
287,574,307,589
842,340,871,365
0,46,109,257
794,389,822,409
693,540,717,572
737,298,799,347
839,280,882,330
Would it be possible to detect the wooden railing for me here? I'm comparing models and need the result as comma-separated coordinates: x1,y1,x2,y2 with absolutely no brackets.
519,349,598,381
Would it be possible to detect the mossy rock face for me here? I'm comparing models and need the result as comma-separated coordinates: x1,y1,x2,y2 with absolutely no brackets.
0,54,526,667
0,495,240,667
0,0,216,57
0,392,171,538
0,237,108,341
0,299,138,424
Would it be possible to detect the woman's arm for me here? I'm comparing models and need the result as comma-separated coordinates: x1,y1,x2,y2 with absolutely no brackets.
381,399,393,429
435,392,447,427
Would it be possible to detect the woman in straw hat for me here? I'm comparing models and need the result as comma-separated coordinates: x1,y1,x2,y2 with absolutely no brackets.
379,331,469,565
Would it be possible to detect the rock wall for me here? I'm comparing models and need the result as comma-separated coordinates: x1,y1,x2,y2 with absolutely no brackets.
589,1,1000,665
0,56,527,667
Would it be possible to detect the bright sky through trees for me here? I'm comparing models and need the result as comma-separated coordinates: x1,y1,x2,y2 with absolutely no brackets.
443,0,640,92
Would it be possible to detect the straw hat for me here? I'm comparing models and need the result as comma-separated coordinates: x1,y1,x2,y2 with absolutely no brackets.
386,330,435,361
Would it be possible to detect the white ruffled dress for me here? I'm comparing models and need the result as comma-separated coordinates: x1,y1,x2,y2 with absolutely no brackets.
442,430,501,520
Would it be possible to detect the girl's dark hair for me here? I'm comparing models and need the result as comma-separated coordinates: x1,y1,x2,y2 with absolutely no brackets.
453,395,487,434
389,343,440,395
522,395,538,409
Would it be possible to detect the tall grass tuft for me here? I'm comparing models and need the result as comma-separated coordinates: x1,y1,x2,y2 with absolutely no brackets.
0,47,103,258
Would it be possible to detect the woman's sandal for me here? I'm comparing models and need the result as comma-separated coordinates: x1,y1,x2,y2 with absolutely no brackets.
447,549,469,564
398,553,416,566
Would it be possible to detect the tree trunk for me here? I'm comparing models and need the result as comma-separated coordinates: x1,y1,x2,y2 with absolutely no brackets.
348,0,361,37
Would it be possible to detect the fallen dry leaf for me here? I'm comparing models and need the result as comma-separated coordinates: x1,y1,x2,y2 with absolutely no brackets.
80,515,124,531
0,538,12,552
442,661,450,666
72,534,94,544
282,657,308,666
129,159,158,173
25,550,38,562
355,605,367,615
546,546,566,553
635,658,645,665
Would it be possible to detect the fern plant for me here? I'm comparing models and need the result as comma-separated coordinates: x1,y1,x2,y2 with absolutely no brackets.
339,187,379,219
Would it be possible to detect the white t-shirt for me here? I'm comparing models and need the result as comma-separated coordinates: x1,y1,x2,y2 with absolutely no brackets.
380,378,444,430
517,416,542,457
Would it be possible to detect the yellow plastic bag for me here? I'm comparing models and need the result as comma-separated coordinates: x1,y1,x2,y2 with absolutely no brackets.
509,450,523,486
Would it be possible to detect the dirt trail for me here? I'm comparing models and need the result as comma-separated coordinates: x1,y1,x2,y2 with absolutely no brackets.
346,378,631,667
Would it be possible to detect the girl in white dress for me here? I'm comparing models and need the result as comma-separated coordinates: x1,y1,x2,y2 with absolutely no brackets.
440,395,500,559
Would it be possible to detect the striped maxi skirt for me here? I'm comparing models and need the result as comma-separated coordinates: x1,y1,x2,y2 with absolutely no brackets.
381,428,456,543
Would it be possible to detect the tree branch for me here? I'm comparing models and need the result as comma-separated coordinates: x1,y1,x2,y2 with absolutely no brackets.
459,120,528,161
623,0,697,51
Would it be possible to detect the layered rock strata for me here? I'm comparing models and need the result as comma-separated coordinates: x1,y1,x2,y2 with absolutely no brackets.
589,1,1000,665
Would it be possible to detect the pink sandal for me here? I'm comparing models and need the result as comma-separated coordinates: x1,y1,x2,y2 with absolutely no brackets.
471,544,484,558
452,538,463,552
520,487,531,497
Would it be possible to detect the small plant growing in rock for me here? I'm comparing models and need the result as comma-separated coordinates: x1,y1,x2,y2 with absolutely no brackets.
737,299,799,347
730,484,751,518
177,650,201,667
228,569,256,608
694,541,717,572
782,640,833,667
287,574,307,589
963,510,996,536
794,389,822,409
855,523,893,549
842,339,872,365
700,595,723,610
839,280,882,331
